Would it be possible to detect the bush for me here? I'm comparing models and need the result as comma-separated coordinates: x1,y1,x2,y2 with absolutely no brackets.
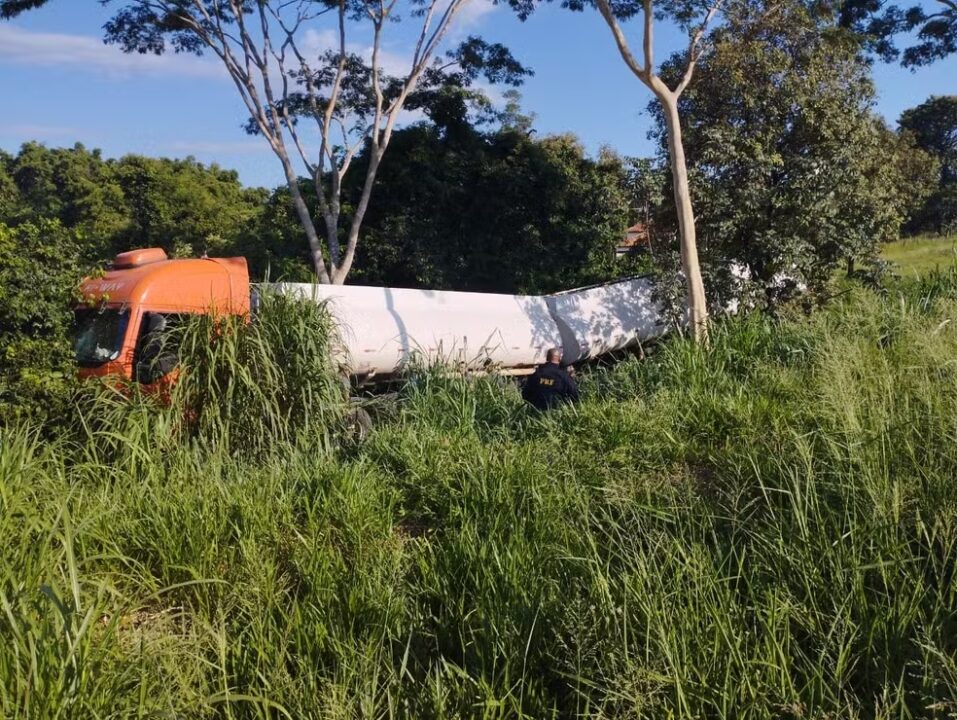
0,219,84,426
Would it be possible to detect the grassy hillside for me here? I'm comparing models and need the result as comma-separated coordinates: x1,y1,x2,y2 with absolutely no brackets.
4,278,957,718
883,234,957,277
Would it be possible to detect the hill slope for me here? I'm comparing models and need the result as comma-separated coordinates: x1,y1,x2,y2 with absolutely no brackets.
3,278,957,718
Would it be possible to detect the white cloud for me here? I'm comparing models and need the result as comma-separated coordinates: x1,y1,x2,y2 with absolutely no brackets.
0,25,222,79
0,0,496,83
455,0,498,35
300,27,412,78
300,28,340,59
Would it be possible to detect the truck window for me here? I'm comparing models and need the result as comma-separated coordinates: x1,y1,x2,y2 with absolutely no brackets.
134,312,187,384
74,308,130,367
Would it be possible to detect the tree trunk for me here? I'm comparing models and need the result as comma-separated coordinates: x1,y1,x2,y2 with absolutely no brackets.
660,92,709,342
332,149,386,284
279,159,331,283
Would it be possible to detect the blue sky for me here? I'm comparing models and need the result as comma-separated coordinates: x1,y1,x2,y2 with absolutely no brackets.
0,1,954,188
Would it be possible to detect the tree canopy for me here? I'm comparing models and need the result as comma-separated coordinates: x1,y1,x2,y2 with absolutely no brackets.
900,95,957,234
901,95,957,184
345,124,638,293
834,0,957,66
651,1,934,303
1,143,267,260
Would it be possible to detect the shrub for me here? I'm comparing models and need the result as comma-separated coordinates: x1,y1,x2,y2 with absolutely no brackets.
0,219,84,427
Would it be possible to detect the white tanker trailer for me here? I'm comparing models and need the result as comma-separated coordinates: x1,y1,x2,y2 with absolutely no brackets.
271,275,670,379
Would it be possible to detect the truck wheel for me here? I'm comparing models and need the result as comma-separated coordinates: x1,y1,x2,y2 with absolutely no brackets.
339,372,352,401
346,406,373,443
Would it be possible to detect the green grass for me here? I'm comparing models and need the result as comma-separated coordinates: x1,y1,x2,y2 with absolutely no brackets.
5,276,957,717
883,234,957,277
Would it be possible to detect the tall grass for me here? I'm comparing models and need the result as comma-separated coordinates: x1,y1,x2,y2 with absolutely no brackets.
883,234,957,277
72,290,349,468
4,277,957,717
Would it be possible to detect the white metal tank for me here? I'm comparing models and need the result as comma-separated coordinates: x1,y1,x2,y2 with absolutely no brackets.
546,276,669,363
272,283,563,376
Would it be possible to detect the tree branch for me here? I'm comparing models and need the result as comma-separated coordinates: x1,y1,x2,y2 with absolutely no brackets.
674,0,725,97
594,0,651,82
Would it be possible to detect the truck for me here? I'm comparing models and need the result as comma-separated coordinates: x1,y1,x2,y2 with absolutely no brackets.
74,247,671,388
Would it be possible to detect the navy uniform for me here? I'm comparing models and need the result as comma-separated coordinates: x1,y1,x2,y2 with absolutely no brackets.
522,361,580,411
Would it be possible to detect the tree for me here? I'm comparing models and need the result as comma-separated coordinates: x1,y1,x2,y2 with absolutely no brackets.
1,0,530,284
900,96,957,234
834,0,957,67
499,89,536,133
622,156,666,251
0,151,18,220
892,132,942,235
655,1,923,303
901,96,957,185
8,143,131,253
1,142,269,260
344,122,635,293
0,219,85,426
113,155,267,256
568,0,731,341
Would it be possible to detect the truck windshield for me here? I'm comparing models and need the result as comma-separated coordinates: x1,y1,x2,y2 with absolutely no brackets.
74,308,130,367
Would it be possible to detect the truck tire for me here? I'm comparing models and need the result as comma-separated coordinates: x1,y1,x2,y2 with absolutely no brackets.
339,372,352,401
346,406,373,444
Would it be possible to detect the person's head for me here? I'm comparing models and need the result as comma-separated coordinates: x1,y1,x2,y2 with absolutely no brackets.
546,347,562,365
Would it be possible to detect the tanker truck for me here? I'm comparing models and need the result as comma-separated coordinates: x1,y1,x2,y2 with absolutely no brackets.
74,247,672,388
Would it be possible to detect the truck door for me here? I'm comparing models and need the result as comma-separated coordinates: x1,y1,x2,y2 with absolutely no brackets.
133,312,186,385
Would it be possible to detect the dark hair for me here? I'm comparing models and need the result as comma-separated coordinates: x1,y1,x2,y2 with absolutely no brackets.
546,347,562,363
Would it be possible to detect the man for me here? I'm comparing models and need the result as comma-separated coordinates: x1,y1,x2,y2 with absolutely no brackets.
522,347,580,411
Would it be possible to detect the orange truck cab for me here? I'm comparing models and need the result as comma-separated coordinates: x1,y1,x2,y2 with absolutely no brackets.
75,248,250,386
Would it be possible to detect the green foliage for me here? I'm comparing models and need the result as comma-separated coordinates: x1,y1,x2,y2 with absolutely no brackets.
654,2,918,302
883,233,957,276
231,185,317,282
6,143,129,257
0,0,47,19
247,115,642,292
348,124,637,293
901,96,957,183
1,143,267,260
111,154,267,257
893,132,943,233
925,183,957,236
834,0,957,67
1,129,640,294
6,277,957,716
900,95,957,234
0,219,84,425
0,150,18,218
